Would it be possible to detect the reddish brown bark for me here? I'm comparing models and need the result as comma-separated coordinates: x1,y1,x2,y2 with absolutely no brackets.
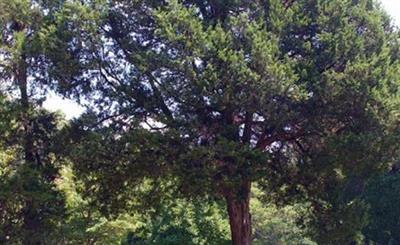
225,180,252,245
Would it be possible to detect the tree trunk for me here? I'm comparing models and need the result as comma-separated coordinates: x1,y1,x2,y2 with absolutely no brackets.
16,55,35,165
14,35,39,244
225,180,252,245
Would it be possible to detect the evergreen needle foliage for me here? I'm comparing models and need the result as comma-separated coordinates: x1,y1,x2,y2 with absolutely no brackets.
1,0,400,244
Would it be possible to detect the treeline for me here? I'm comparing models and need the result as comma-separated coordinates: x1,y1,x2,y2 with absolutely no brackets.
1,0,400,244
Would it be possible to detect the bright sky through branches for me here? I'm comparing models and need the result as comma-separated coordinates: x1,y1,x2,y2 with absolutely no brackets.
380,0,400,26
43,0,400,120
43,91,85,120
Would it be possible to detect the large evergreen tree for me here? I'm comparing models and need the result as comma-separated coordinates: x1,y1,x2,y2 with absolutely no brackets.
0,0,68,243
30,0,400,243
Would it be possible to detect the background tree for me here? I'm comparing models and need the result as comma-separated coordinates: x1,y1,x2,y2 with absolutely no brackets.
362,171,400,244
0,0,68,243
0,94,67,243
251,186,316,245
56,164,232,244
47,0,400,244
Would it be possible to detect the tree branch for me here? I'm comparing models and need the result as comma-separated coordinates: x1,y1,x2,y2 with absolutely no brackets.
242,111,253,143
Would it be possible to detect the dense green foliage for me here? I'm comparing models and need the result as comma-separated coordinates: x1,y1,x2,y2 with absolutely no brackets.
251,187,316,245
1,0,400,244
362,172,400,244
52,0,400,243
0,99,66,243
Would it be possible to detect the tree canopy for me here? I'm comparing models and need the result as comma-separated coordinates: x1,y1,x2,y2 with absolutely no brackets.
1,0,400,244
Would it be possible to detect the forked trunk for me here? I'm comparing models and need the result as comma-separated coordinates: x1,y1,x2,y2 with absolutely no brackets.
225,180,252,245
